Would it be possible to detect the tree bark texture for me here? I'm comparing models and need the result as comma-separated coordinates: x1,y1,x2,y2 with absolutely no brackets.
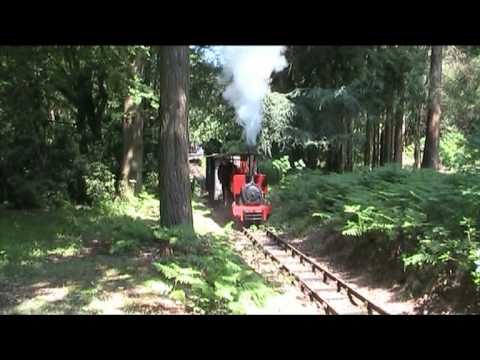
120,95,144,196
422,46,443,170
158,46,193,228
393,102,405,166
364,115,373,168
413,105,423,169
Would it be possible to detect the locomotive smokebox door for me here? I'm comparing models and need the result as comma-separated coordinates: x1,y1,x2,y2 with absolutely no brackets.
205,155,223,202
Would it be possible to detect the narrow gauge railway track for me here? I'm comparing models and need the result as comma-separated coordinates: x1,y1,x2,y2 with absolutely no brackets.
241,228,390,315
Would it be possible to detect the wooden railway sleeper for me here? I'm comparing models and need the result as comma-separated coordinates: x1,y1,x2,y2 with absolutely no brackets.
245,228,388,315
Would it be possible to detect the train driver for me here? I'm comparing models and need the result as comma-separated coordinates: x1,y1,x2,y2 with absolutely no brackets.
218,158,235,206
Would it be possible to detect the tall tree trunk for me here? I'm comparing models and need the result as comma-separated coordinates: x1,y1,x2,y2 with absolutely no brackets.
338,142,345,173
413,105,423,168
120,55,145,197
345,116,353,172
120,95,134,197
76,109,88,155
389,120,395,163
327,140,344,173
158,46,193,228
384,99,394,164
380,112,387,167
372,121,377,168
422,46,443,170
132,108,144,194
393,101,405,166
120,94,144,197
378,121,383,167
364,115,373,168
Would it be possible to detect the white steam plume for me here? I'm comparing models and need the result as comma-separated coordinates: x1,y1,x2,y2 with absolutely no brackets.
220,46,287,147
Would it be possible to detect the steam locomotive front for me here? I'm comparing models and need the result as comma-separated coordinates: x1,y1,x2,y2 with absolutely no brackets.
241,181,263,205
230,153,272,225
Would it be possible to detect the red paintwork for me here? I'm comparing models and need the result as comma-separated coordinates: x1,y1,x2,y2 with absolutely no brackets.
232,202,272,222
227,154,271,224
231,174,246,196
254,174,268,193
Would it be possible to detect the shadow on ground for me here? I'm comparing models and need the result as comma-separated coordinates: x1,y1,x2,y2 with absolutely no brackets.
0,195,280,315
0,206,183,314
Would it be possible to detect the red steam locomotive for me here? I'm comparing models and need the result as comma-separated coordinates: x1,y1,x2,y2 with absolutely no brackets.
205,153,272,226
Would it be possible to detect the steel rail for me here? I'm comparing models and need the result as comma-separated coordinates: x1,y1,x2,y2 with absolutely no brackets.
264,230,390,315
241,227,390,315
242,228,338,315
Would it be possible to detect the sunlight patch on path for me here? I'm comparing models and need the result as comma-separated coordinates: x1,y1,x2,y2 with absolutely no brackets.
86,293,125,314
245,289,320,314
193,210,225,236
10,286,71,314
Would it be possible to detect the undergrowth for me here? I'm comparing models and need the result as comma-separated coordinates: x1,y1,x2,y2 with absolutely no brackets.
269,165,480,289
1,193,277,314
0,192,158,272
151,225,275,314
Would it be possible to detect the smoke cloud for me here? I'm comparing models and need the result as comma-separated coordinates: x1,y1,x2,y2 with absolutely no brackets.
220,46,287,147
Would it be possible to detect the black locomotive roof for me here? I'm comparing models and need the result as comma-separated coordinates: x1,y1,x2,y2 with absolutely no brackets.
205,153,258,158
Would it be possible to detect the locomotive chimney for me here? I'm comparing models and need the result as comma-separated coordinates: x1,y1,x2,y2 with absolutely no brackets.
246,145,255,182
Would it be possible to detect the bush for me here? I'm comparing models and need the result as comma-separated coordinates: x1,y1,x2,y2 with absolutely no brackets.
221,139,248,154
144,172,159,194
440,128,466,171
109,239,140,255
272,156,291,180
83,161,116,205
7,177,44,209
257,155,306,186
43,185,71,209
152,228,275,314
257,160,281,185
269,166,480,288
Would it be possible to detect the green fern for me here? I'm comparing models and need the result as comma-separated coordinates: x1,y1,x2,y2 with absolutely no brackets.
269,166,480,287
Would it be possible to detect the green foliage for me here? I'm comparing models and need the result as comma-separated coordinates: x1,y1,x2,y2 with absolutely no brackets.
440,47,480,172
257,155,297,186
294,159,307,170
440,127,467,170
153,224,199,252
83,161,116,205
8,178,45,209
189,47,239,146
152,230,275,314
221,139,248,154
109,239,140,255
261,92,298,156
261,87,360,158
270,166,480,287
0,45,164,209
257,160,281,185
144,172,159,194
272,156,292,180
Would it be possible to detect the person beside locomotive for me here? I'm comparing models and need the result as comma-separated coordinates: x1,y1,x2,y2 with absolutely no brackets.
218,158,236,206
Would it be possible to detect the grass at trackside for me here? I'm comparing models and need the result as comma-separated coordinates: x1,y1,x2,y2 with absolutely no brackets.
0,193,277,314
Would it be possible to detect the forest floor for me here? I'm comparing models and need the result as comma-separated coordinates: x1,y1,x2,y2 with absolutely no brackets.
3,192,472,314
0,202,185,314
0,194,319,314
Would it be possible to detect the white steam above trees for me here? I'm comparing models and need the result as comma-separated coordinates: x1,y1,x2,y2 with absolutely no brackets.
219,46,287,147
